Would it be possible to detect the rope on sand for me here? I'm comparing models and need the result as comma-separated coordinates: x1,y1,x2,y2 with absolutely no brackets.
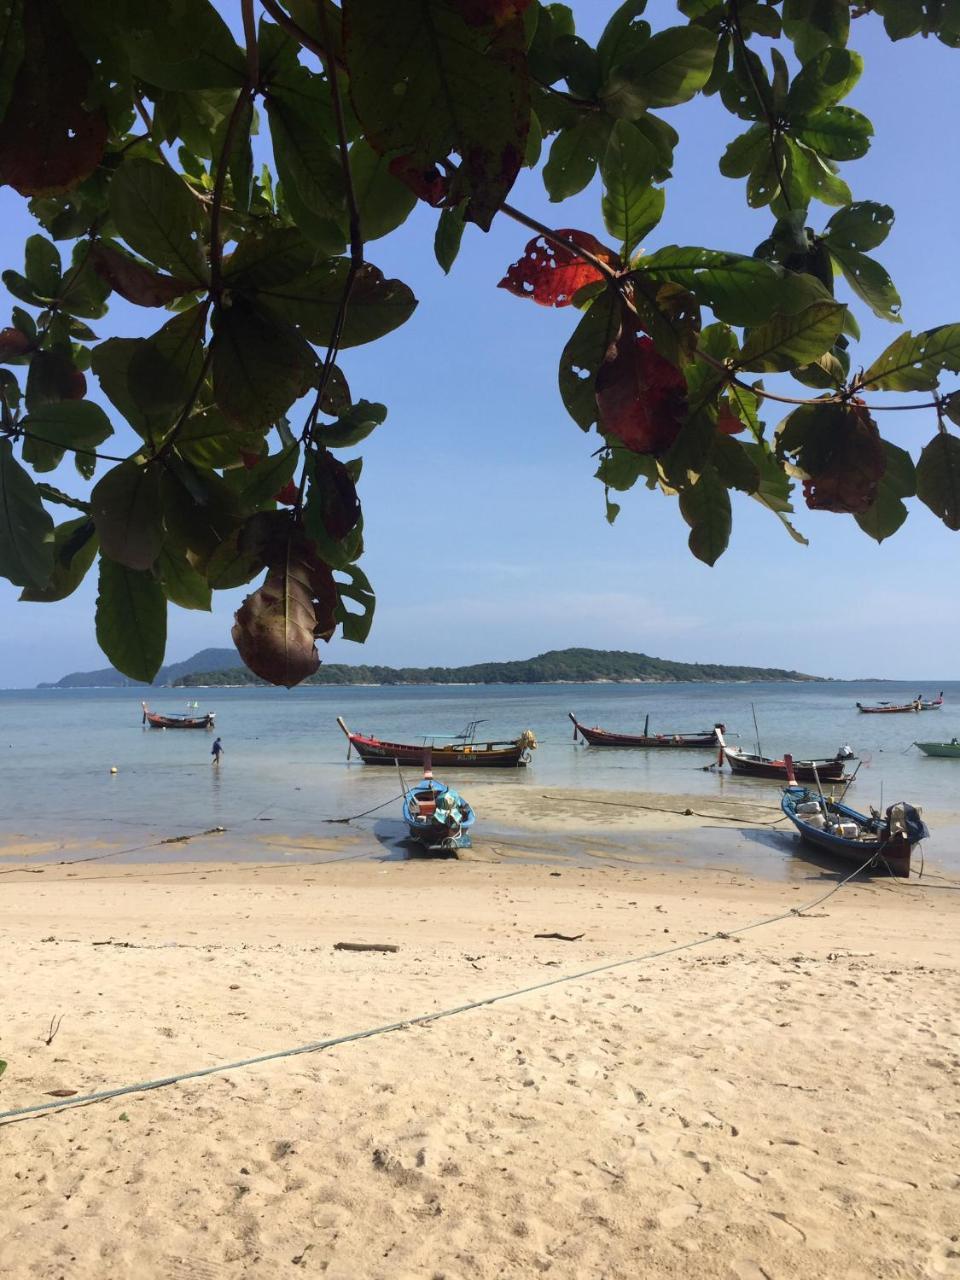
0,852,878,1125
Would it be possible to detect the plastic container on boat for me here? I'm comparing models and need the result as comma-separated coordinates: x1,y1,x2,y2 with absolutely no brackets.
802,812,827,831
834,821,860,840
797,801,822,815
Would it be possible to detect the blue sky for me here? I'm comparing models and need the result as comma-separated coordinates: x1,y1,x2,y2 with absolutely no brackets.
1,4,957,685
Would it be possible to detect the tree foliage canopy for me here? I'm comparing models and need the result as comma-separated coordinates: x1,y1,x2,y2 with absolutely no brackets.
1,0,958,685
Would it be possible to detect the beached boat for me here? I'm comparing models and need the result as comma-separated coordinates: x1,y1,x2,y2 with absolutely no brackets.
715,727,851,782
402,768,475,853
569,713,725,749
918,692,945,710
856,698,921,714
915,739,960,758
141,701,215,729
337,717,537,768
781,761,928,878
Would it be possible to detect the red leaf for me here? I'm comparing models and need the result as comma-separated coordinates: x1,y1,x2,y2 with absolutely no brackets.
388,157,449,207
454,0,533,26
66,370,87,401
802,404,885,514
310,452,361,540
0,0,107,197
596,331,688,456
91,245,195,309
0,327,33,361
717,405,746,435
274,481,299,506
498,230,617,308
240,451,264,471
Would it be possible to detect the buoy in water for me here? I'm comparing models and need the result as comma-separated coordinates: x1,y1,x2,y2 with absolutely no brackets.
110,766,118,774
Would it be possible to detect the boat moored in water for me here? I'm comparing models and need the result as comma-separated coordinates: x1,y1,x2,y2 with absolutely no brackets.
569,713,725,749
780,757,928,878
855,692,943,713
141,701,215,729
914,738,960,758
716,727,852,783
337,717,536,768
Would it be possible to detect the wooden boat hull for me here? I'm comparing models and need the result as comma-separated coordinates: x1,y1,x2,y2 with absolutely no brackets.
915,741,960,758
569,714,722,749
725,750,848,783
856,701,919,714
402,781,475,851
780,785,927,878
142,703,214,729
337,718,535,768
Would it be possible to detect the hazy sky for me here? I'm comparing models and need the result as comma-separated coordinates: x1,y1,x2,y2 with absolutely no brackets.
1,5,957,686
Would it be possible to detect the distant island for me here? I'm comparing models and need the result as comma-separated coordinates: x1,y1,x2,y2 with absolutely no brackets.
38,647,242,689
168,647,824,687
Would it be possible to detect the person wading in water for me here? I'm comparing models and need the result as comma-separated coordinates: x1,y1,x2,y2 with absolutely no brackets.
211,737,224,766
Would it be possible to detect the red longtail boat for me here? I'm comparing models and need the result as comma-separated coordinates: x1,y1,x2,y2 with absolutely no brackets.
569,712,725,749
337,717,536,768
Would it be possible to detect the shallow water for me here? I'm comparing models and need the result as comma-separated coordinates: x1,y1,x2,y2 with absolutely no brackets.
2,681,957,874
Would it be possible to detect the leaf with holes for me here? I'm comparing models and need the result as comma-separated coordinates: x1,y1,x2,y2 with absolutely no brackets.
600,120,661,255
543,115,611,201
95,558,167,683
596,321,689,456
778,401,886,514
558,291,622,430
601,24,714,116
499,230,619,308
0,0,107,196
916,432,960,531
860,324,960,392
336,563,376,643
827,245,901,322
91,461,165,572
823,201,895,252
0,437,55,588
319,401,387,450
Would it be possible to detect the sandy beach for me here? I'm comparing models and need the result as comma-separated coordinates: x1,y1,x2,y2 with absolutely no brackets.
2,797,959,1279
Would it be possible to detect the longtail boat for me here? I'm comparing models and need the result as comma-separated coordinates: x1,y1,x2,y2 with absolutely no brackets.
856,698,921,714
337,717,536,768
914,738,960,758
919,691,945,710
781,757,927,878
401,757,475,853
569,713,725,749
716,727,851,783
141,701,215,729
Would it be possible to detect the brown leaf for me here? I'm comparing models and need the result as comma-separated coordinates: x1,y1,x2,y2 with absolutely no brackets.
310,452,361,540
499,230,618,308
0,0,107,196
0,326,33,361
90,244,195,308
45,1089,78,1098
232,526,338,688
717,405,746,435
783,401,886,514
596,323,688,456
387,157,449,207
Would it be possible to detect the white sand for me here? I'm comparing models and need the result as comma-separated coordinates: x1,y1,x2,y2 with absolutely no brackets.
1,848,959,1279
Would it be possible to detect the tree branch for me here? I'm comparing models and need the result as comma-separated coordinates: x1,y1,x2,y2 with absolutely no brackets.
259,0,333,65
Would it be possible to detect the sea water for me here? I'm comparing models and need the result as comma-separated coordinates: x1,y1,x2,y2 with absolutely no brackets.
1,681,957,874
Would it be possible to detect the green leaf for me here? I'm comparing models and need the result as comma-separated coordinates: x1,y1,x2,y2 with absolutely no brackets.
129,307,207,435
239,443,299,509
344,0,530,229
601,24,714,114
174,408,262,469
861,324,960,392
435,202,467,275
679,465,731,564
823,201,895,252
597,1,649,78
157,544,212,611
600,120,660,255
0,437,54,588
719,125,767,179
712,433,760,493
120,0,245,88
95,558,167,683
267,90,347,255
595,443,658,492
349,139,417,242
786,47,862,116
109,159,207,284
743,439,808,543
162,465,241,567
738,301,845,371
916,432,960,531
558,291,621,431
212,299,315,431
637,246,829,327
336,563,376,643
19,516,98,602
24,233,61,297
795,105,872,161
35,483,89,514
319,401,387,450
782,0,850,62
854,441,916,543
257,260,417,350
828,245,901,322
91,461,165,572
21,400,113,473
542,115,610,200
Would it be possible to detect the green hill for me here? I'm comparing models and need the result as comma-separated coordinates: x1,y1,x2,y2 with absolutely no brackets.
173,647,823,687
